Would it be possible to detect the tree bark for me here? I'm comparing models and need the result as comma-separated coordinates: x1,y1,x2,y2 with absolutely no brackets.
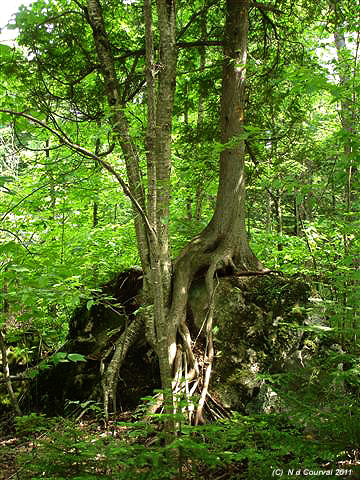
170,0,262,335
166,0,264,423
84,0,263,426
1,281,22,416
87,0,150,274
330,0,356,255
0,330,22,416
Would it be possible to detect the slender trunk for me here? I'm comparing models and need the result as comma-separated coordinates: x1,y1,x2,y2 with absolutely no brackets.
330,0,356,255
0,330,21,416
266,190,272,233
193,16,207,222
151,0,177,435
45,138,56,220
273,193,283,251
294,195,299,236
1,283,21,416
153,0,177,299
87,0,150,273
330,0,357,342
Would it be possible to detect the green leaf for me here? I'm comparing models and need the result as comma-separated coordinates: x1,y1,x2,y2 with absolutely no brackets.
0,175,15,186
68,353,87,363
86,299,94,310
51,352,69,364
8,265,30,273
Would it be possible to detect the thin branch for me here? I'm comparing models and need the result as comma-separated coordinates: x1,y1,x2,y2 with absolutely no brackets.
1,184,51,223
177,40,222,48
251,1,284,14
177,0,219,40
0,375,30,384
121,54,140,104
115,40,223,62
36,11,84,26
0,228,34,255
0,109,155,238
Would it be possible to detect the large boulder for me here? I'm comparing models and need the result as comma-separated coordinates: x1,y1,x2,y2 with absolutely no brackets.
28,268,159,414
189,274,317,413
28,271,318,415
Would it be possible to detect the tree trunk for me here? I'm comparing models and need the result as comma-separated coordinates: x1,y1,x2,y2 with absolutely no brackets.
170,0,262,322
87,0,150,274
330,0,356,256
86,0,264,427
1,282,22,416
166,0,264,423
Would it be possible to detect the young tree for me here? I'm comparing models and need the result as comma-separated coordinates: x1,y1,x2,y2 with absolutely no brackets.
0,0,265,428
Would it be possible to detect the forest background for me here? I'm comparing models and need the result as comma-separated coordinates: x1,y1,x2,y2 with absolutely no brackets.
0,0,359,478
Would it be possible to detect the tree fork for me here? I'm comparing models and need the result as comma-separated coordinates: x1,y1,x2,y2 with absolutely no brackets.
166,0,263,419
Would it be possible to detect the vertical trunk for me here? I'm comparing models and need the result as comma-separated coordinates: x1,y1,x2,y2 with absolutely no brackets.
273,193,283,251
193,16,207,222
45,138,56,220
330,0,357,341
168,0,263,423
170,0,262,343
87,0,150,274
144,0,177,438
205,0,260,269
153,0,177,297
330,0,356,255
266,190,272,233
0,329,21,416
294,196,299,236
1,282,21,416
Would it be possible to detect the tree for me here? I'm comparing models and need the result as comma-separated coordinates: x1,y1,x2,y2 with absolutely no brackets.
1,0,264,427
87,0,264,426
329,0,358,254
6,0,355,428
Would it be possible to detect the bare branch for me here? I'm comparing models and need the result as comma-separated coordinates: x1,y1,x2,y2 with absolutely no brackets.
251,1,283,14
0,109,155,238
0,228,34,255
115,40,223,62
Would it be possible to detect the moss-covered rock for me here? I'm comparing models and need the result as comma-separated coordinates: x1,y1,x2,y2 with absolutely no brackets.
27,268,160,414
27,271,318,415
189,274,314,412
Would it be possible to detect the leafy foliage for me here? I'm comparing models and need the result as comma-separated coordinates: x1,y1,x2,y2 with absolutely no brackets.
0,0,359,477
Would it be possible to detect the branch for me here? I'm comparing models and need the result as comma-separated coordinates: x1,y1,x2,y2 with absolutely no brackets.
251,1,283,14
0,228,34,255
0,109,155,238
235,269,278,276
121,54,140,104
1,184,50,223
177,40,222,48
0,375,30,384
115,40,223,62
256,6,278,40
176,0,219,40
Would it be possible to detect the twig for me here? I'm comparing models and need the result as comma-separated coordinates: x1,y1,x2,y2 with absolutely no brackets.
0,109,156,239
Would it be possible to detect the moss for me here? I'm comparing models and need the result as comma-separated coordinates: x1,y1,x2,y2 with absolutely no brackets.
190,274,314,412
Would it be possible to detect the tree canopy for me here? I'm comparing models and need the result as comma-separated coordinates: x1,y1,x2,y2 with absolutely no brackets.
0,0,359,476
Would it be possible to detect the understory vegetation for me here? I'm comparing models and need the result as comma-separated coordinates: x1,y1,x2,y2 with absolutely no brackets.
0,0,359,478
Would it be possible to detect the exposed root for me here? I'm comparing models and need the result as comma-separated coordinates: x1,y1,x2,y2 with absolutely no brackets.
102,315,143,422
101,230,264,426
195,264,219,424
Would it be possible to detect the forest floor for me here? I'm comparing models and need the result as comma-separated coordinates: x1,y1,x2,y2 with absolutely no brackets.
1,411,360,480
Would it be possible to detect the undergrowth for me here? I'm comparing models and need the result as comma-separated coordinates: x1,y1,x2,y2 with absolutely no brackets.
11,398,360,480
